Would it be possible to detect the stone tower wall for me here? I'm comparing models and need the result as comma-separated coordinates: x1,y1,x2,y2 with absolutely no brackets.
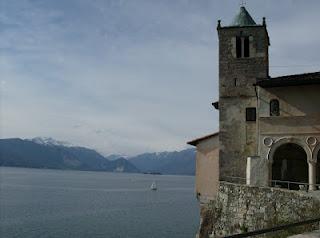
218,26,269,179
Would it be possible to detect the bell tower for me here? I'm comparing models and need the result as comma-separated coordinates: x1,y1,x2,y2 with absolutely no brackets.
217,7,270,179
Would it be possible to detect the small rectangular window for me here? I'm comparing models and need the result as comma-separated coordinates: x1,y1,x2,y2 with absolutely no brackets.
246,108,256,121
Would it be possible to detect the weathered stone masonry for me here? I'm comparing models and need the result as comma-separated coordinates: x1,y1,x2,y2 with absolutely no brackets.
218,23,269,179
199,182,320,238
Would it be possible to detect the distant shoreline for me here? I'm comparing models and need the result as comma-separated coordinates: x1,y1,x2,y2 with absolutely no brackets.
0,165,195,176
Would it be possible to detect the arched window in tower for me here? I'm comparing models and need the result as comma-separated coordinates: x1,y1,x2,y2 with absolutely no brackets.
236,36,250,58
270,99,280,116
244,37,250,57
236,37,242,58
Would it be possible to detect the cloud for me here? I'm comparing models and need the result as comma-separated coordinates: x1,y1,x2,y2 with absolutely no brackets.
1,0,319,155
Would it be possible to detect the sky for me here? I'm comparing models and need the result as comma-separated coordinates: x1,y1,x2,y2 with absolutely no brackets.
1,0,320,156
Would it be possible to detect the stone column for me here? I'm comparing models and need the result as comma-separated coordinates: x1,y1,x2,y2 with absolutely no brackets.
268,161,273,187
241,37,245,57
308,162,316,191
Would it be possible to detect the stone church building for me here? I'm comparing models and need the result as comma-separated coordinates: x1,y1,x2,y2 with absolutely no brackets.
188,6,320,201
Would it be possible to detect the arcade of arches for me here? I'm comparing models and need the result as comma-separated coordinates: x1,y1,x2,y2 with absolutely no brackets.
271,143,320,190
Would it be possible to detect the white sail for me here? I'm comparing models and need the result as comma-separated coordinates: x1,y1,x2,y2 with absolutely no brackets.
150,181,157,190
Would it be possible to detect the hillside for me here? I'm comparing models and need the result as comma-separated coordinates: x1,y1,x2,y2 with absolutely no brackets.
0,138,196,175
0,138,139,173
129,148,196,175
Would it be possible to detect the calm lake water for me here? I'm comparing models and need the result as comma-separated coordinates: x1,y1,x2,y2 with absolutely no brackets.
0,167,199,238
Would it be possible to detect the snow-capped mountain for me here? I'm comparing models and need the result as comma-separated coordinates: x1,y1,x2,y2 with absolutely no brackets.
0,138,140,173
28,137,73,147
1,137,196,175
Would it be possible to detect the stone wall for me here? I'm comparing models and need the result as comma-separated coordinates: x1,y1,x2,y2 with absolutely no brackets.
258,85,320,118
218,25,269,179
198,182,320,238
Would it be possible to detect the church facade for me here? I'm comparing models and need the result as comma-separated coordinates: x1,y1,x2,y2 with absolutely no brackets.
188,7,320,201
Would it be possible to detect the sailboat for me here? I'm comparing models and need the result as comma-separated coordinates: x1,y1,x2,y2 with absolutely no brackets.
150,181,157,191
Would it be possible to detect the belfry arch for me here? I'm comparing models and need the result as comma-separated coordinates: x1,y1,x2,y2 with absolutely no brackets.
271,143,308,190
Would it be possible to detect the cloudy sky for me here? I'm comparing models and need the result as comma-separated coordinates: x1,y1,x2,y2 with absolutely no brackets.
1,0,320,155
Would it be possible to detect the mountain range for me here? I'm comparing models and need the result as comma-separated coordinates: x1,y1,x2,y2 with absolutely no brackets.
128,149,196,175
0,138,139,173
0,138,195,175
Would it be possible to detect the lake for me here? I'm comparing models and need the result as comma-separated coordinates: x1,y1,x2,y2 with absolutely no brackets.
0,167,199,238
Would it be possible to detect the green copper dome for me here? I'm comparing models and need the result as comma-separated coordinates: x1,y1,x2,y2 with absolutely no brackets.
230,7,257,27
